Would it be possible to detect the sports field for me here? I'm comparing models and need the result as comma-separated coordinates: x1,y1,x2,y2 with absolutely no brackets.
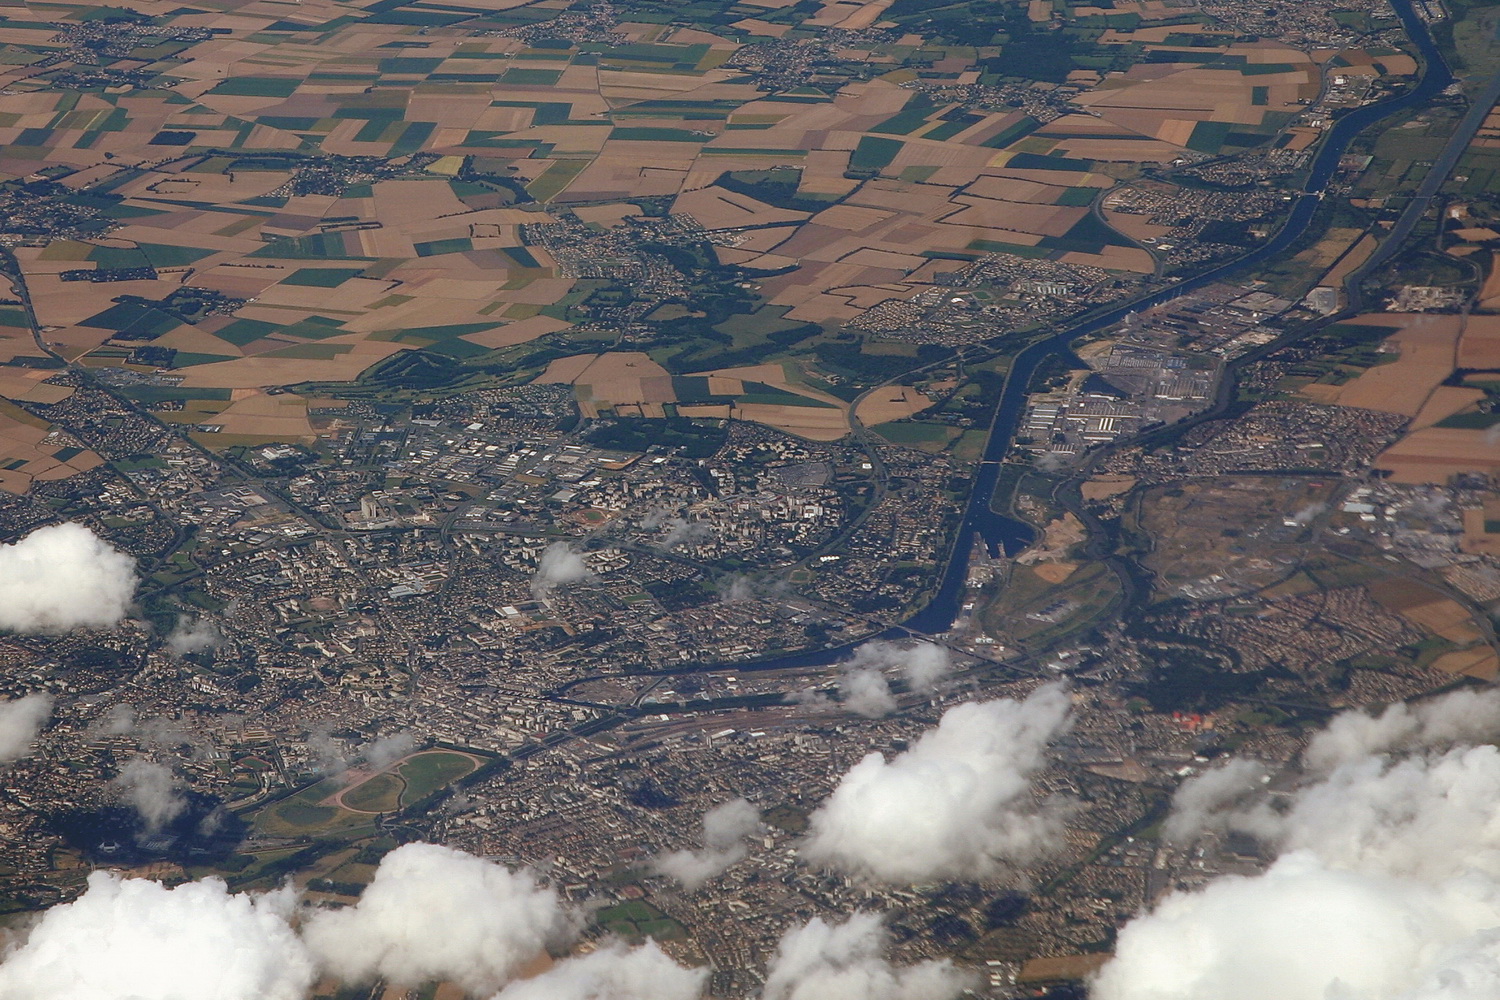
255,749,482,835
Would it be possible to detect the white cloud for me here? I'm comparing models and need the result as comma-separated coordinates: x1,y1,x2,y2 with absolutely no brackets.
90,703,136,736
653,845,741,890
1032,451,1070,473
1288,502,1325,526
1304,688,1500,772
788,686,833,710
852,640,954,691
800,684,1072,882
836,642,955,719
491,941,707,1000
165,616,220,657
840,669,897,719
0,523,136,633
306,726,346,773
1166,688,1500,846
361,731,415,768
661,518,712,549
702,796,761,850
762,912,976,1000
532,543,591,598
719,574,754,603
652,797,762,889
0,694,51,762
1092,851,1500,1000
114,759,186,833
1162,757,1269,844
305,730,412,775
1096,701,1500,1000
1246,745,1500,881
0,871,313,1000
136,716,194,750
302,842,574,996
885,641,954,691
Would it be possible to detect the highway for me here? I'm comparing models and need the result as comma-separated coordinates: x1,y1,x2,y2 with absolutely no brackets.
1351,68,1500,294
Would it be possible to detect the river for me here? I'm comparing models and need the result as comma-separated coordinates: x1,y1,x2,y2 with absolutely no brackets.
902,0,1452,635
568,0,1453,685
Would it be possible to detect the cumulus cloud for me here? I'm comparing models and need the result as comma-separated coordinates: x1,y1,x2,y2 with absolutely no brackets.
113,759,187,833
532,542,591,599
1032,451,1070,473
788,686,834,710
0,694,51,762
302,842,574,996
1162,757,1269,844
138,719,196,749
361,731,416,768
1093,850,1500,1000
718,573,788,604
852,640,954,691
1246,745,1500,880
719,574,755,603
895,643,954,691
762,912,976,1000
1287,502,1325,526
652,797,762,889
491,940,707,1000
1095,699,1500,1000
836,641,955,718
1304,687,1500,772
1165,689,1500,846
306,726,346,773
305,730,412,775
840,668,897,719
92,702,136,736
0,871,313,1000
801,684,1073,882
0,523,136,634
165,615,219,657
661,517,713,549
702,797,761,850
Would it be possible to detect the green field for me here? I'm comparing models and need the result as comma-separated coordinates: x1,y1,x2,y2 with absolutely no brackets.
397,751,477,806
596,900,687,941
850,135,903,171
610,127,704,142
951,428,988,463
872,420,960,449
261,343,353,360
982,560,1125,648
526,158,589,201
248,749,485,838
282,267,364,287
209,77,299,98
255,777,375,837
343,772,403,812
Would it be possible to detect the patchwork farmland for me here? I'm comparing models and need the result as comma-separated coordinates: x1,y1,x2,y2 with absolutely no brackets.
0,0,1409,455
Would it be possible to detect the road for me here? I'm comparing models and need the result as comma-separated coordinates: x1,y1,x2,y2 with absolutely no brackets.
1349,67,1500,294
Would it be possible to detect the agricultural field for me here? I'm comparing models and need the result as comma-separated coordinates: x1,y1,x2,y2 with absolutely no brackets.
537,352,850,439
1366,577,1499,680
0,399,103,494
0,0,1359,451
1301,314,1500,483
